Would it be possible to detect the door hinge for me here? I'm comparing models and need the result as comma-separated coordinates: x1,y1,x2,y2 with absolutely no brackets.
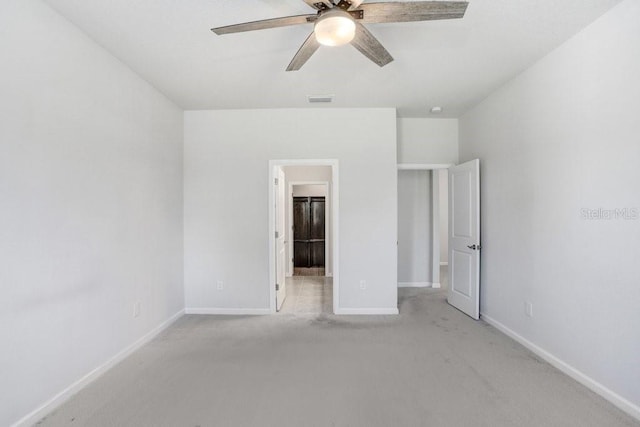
274,178,279,185
275,231,280,238
276,283,280,291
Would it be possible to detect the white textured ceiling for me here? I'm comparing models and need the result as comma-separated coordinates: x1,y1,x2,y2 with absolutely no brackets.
43,0,620,117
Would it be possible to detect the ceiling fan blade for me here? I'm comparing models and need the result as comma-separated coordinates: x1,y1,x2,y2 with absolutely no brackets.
358,1,468,24
351,23,393,67
212,14,316,35
347,0,365,11
303,0,333,11
286,32,321,71
335,0,365,11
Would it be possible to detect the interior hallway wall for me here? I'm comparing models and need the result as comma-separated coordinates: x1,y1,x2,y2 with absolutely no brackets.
459,0,640,416
184,109,398,313
0,1,184,426
292,184,327,197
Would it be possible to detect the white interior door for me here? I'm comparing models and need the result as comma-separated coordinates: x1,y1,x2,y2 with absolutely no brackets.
448,159,481,320
275,168,287,311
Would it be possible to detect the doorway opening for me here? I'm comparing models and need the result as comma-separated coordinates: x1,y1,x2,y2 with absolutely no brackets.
396,161,481,320
397,164,451,290
269,160,338,315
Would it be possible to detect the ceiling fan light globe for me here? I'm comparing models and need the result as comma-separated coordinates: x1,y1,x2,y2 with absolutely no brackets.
314,11,356,47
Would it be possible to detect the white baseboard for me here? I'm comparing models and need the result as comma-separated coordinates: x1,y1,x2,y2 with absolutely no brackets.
432,282,441,289
185,307,272,315
326,273,333,277
398,282,432,288
334,307,399,315
481,313,640,421
13,309,185,427
440,262,449,266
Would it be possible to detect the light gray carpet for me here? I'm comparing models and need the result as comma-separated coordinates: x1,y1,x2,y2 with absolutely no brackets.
37,289,639,427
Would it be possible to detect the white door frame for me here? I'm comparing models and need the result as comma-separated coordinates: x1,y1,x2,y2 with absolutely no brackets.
269,159,339,314
288,181,330,277
275,167,287,311
397,163,453,288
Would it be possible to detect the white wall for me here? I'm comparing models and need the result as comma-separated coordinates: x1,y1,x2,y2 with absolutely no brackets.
0,1,184,426
397,118,459,164
292,184,327,197
284,166,333,276
396,118,457,269
438,169,449,264
184,109,398,313
398,170,432,285
459,0,640,417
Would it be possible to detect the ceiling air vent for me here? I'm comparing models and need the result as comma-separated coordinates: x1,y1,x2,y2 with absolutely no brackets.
308,95,334,104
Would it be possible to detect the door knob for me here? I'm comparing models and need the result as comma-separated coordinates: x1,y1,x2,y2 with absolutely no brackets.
467,244,482,250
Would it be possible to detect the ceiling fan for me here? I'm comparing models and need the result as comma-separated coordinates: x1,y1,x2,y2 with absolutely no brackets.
211,1,469,71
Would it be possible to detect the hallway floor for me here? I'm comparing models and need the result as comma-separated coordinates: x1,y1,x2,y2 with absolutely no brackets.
279,275,332,315
292,267,325,277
